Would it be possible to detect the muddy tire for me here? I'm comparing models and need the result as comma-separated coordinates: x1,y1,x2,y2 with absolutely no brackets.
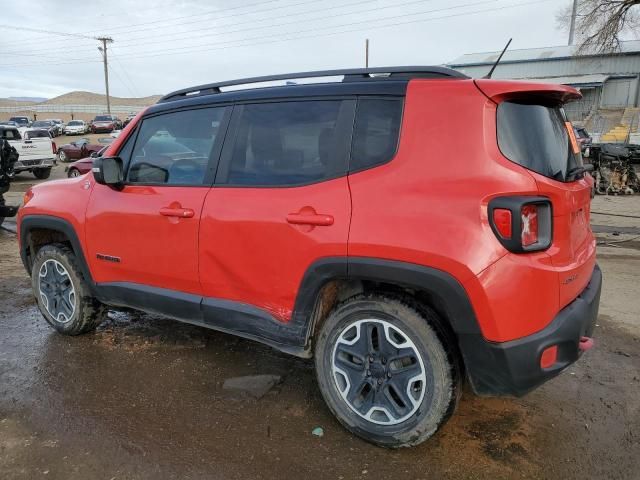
31,243,106,335
315,295,459,448
33,168,51,180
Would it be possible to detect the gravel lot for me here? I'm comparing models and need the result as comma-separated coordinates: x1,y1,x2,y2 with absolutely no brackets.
1,173,639,479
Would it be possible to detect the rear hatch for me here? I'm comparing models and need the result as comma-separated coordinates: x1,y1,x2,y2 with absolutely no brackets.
17,130,55,162
477,80,596,308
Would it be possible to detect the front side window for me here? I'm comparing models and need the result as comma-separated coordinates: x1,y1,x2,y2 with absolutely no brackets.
350,98,403,172
221,100,347,186
127,107,226,185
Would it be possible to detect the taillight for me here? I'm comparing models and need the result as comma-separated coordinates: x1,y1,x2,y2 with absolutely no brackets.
52,141,57,154
520,204,538,246
23,188,34,206
488,196,552,253
492,209,512,239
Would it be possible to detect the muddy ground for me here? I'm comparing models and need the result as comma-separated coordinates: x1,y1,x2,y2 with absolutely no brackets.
1,182,639,479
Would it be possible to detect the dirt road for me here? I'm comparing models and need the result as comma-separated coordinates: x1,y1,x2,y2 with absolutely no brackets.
1,192,639,479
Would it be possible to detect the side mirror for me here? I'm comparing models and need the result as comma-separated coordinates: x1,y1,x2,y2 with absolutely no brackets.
93,156,124,189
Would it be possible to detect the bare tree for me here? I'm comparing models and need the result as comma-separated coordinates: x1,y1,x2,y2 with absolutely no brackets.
557,0,640,52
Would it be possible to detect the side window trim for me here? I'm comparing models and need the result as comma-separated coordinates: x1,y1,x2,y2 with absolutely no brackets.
121,105,232,187
214,99,356,188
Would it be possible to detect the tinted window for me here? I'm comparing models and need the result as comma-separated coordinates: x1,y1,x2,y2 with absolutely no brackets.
24,130,50,139
0,129,20,140
350,98,403,171
95,116,112,121
497,101,582,182
32,121,51,128
127,107,226,185
68,121,83,126
222,101,346,186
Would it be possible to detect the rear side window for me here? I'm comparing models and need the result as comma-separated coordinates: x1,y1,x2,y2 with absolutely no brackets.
350,98,403,172
0,129,20,140
220,100,347,186
497,101,582,182
126,107,226,185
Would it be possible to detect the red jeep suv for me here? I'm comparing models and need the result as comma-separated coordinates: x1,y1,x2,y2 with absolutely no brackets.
17,67,601,447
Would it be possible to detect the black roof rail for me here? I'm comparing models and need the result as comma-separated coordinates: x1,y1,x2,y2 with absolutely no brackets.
158,66,467,103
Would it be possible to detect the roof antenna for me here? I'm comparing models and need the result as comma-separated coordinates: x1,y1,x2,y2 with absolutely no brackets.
484,38,512,79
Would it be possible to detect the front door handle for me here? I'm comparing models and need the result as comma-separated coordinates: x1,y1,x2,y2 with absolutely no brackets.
160,206,195,218
286,207,334,226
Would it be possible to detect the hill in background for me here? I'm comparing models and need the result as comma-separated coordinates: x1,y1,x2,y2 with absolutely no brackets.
0,91,163,108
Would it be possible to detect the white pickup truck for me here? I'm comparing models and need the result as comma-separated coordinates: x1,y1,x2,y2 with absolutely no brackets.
0,126,55,179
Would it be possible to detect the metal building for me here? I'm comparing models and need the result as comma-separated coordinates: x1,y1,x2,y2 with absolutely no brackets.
447,41,640,122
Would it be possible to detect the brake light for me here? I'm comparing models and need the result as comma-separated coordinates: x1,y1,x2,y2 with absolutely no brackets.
521,205,538,246
492,209,512,239
488,196,552,253
51,141,57,154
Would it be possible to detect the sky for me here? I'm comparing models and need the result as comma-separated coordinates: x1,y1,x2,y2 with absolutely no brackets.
1,0,578,99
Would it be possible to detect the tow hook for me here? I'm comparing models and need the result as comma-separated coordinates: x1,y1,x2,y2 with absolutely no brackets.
579,336,594,352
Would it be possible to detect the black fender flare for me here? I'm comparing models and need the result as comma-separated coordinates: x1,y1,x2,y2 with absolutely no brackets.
19,215,95,291
292,257,481,340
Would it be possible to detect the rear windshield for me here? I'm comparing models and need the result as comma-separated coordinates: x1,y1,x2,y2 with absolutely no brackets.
24,130,50,139
68,120,83,126
497,101,582,182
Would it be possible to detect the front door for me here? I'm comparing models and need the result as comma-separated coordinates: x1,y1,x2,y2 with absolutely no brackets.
85,106,229,295
199,100,355,322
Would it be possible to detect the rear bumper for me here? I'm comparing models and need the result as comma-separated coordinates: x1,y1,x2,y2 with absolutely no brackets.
463,264,602,396
13,158,54,171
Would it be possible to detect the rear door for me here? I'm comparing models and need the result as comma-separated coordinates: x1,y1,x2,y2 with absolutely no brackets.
199,99,354,321
495,98,596,307
85,106,230,295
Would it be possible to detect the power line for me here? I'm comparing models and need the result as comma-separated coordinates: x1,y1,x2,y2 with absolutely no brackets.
0,24,96,40
1,0,316,51
1,0,502,64
0,0,549,68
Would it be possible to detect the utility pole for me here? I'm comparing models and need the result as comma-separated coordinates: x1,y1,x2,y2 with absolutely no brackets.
568,0,578,46
365,38,369,68
97,37,114,114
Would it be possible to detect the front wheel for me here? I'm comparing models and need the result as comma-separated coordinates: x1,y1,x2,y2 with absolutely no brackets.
31,244,106,335
315,296,459,448
58,150,67,162
33,168,51,179
68,168,81,178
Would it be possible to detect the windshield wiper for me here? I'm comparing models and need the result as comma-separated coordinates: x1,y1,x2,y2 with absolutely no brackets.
565,163,593,181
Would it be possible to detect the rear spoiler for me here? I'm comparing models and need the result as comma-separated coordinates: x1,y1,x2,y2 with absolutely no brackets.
474,79,582,104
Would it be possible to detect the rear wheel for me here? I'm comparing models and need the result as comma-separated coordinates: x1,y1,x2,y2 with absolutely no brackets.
58,150,67,162
31,244,106,335
33,168,51,179
315,296,459,448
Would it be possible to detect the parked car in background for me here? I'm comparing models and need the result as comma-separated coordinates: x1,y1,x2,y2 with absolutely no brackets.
574,126,592,151
56,138,103,162
0,125,55,178
9,116,31,128
66,146,106,177
47,119,65,136
64,120,90,135
123,113,137,127
0,121,19,127
31,120,58,138
91,115,120,133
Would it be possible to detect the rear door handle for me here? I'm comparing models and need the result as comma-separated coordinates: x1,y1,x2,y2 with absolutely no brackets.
286,212,334,226
160,206,195,218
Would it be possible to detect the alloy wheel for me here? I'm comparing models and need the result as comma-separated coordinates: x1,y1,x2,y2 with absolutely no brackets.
38,259,76,323
331,319,427,425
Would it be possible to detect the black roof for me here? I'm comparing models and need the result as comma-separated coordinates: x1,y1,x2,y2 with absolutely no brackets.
148,66,465,116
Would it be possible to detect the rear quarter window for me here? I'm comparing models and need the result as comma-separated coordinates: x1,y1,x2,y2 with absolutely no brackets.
350,98,403,172
497,101,582,182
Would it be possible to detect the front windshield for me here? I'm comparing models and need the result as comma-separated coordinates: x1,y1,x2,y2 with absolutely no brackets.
32,121,50,127
95,116,111,121
68,121,82,126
